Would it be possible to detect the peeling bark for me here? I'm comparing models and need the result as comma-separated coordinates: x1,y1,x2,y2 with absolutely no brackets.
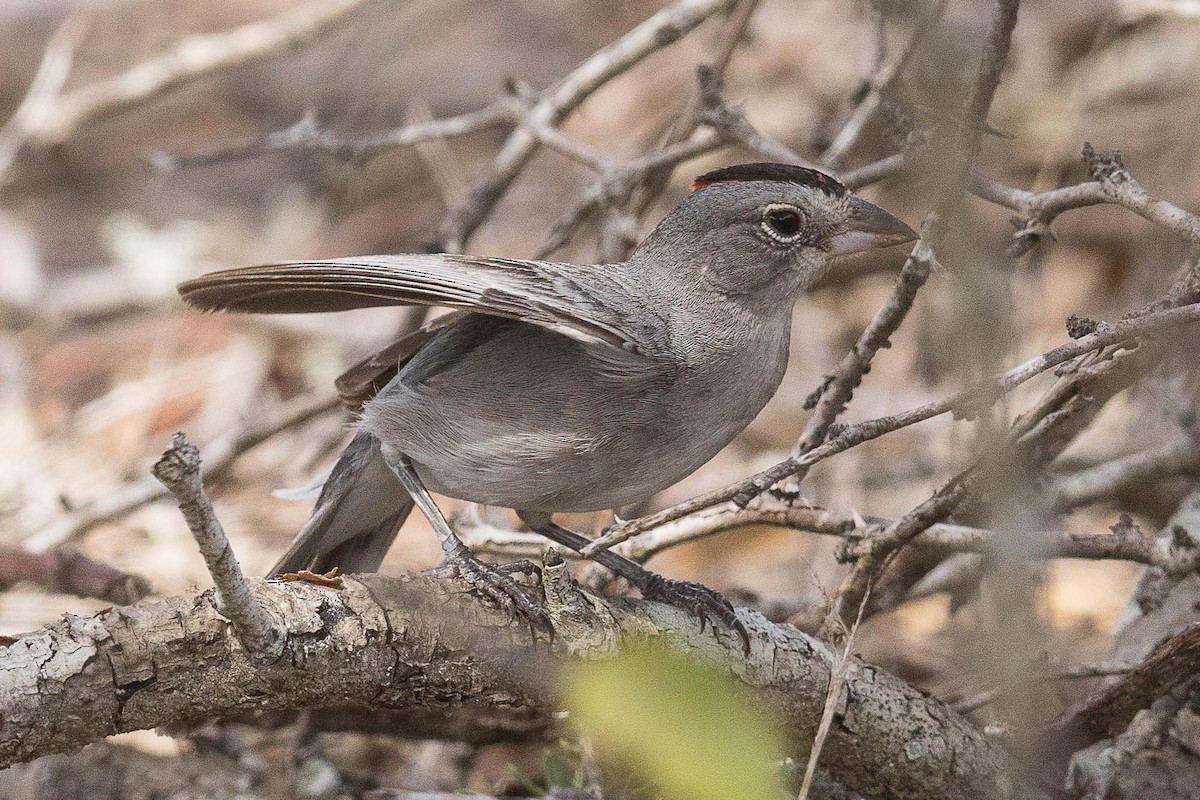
0,573,1009,800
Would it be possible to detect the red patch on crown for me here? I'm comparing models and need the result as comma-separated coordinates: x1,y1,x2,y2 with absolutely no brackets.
688,163,846,196
689,178,737,191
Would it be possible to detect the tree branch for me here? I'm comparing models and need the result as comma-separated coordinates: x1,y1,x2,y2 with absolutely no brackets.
0,569,1010,800
1039,620,1200,768
22,390,340,552
0,0,380,185
971,144,1200,256
587,300,1200,555
437,0,739,252
152,432,285,662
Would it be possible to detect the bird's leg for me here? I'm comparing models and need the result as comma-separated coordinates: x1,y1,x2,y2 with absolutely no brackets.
387,454,549,630
517,511,749,652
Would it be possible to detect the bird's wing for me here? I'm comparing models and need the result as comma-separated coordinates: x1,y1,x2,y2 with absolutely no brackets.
177,254,658,355
333,310,470,410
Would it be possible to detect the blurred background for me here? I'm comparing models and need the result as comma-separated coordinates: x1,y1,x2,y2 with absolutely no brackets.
1,0,1199,795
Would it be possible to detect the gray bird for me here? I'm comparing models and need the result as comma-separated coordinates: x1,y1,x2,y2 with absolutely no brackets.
178,162,916,641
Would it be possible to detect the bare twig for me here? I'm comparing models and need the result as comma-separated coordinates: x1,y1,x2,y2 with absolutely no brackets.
955,0,1021,175
155,102,519,171
797,588,870,800
437,0,739,253
0,12,91,182
905,552,984,605
0,0,379,185
972,144,1200,256
648,0,762,164
587,300,1200,556
534,131,726,258
952,688,1001,716
840,152,907,190
0,547,150,605
462,496,1185,574
152,433,285,663
1055,661,1139,680
819,0,948,168
700,89,815,167
1052,438,1200,509
590,0,763,261
23,391,340,552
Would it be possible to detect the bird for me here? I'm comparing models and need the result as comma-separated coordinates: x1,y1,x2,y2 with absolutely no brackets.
177,162,917,644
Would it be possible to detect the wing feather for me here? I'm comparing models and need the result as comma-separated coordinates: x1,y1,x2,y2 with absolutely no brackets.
177,255,654,354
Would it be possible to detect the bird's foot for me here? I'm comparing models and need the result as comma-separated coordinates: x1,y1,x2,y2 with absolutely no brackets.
431,549,551,633
640,574,750,653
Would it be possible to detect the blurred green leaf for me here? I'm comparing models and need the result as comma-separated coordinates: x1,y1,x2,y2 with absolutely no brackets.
543,748,580,789
563,640,787,800
505,762,545,795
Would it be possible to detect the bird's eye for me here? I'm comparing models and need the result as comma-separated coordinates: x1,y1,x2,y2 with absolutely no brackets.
762,206,802,241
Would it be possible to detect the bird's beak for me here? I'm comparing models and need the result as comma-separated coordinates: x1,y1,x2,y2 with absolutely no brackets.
827,196,918,256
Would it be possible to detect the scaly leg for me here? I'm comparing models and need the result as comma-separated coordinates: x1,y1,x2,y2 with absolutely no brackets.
387,454,548,630
517,510,748,652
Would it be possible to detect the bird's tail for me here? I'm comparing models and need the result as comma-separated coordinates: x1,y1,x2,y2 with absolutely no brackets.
269,431,413,576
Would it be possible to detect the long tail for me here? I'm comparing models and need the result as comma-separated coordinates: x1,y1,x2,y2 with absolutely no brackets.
270,431,413,575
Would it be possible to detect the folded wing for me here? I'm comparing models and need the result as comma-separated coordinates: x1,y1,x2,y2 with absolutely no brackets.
177,254,655,355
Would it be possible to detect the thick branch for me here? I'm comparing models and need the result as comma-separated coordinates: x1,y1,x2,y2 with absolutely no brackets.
0,573,1009,800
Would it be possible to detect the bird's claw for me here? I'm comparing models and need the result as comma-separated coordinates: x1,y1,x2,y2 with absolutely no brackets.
640,575,750,654
432,552,551,633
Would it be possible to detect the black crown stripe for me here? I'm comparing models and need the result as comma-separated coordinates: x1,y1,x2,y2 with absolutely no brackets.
690,162,847,197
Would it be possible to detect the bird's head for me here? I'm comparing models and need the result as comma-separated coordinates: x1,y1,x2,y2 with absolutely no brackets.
635,162,917,304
